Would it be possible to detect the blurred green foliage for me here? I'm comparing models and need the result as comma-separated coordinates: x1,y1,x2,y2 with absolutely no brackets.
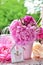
0,0,27,29
0,0,40,31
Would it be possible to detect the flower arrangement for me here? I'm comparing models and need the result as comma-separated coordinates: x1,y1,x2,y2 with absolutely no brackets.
0,15,38,62
9,16,37,46
9,16,37,60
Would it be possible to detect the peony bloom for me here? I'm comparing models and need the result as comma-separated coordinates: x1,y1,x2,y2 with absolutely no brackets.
21,16,37,26
9,19,36,45
0,34,15,62
37,27,43,40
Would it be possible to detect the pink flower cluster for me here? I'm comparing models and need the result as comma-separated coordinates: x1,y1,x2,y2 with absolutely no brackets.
9,16,36,45
37,27,43,40
0,35,15,62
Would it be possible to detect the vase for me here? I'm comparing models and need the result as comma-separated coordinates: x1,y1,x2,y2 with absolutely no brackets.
23,43,33,60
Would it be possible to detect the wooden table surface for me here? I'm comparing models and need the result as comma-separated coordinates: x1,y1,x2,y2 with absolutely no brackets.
0,59,43,65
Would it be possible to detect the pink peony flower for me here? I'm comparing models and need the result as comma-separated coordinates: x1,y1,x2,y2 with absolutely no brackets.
37,27,43,40
0,34,15,62
21,16,37,26
9,19,36,45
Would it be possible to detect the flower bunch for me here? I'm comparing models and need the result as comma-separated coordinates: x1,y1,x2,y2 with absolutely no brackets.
9,16,37,45
0,16,37,62
0,35,15,62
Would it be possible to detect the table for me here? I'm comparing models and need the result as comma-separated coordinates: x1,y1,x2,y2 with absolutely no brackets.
0,59,43,65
